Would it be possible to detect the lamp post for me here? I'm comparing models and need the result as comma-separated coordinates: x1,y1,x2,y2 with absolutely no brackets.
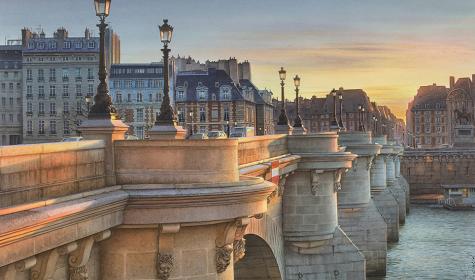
330,89,339,130
226,120,230,137
189,111,193,135
89,0,116,119
293,75,303,128
357,105,365,131
372,116,378,135
277,67,289,125
155,19,176,126
337,90,344,130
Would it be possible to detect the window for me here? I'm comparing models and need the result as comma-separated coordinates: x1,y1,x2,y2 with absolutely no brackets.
39,120,45,135
63,85,69,97
2,97,5,106
39,102,45,115
28,41,35,49
75,68,81,81
137,92,143,102
87,68,94,80
76,84,82,97
425,126,431,133
38,69,44,82
9,83,13,91
49,41,57,49
198,89,207,100
177,90,184,100
9,97,13,106
39,86,45,99
136,126,144,139
64,41,71,49
9,114,13,122
75,41,83,49
49,85,56,98
116,93,122,103
49,68,56,82
27,120,33,135
26,69,33,82
64,120,70,135
127,93,131,102
64,102,69,113
27,85,33,98
27,102,32,114
148,93,153,102
221,87,231,100
88,84,94,96
0,83,4,92
50,103,56,115
62,68,69,81
178,109,185,122
88,41,95,48
50,120,56,134
199,107,206,122
223,106,229,121
136,108,144,122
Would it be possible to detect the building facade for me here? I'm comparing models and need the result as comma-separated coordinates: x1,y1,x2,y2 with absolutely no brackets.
175,68,273,135
109,63,166,139
20,27,120,143
279,88,404,142
0,43,23,145
406,83,449,148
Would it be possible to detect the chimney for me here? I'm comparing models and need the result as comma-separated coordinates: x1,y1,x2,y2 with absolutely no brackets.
85,28,91,39
21,28,32,47
472,74,475,84
55,27,68,40
450,76,455,89
39,30,45,39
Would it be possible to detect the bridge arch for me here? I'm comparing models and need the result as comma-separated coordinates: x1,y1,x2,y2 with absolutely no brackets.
234,234,282,280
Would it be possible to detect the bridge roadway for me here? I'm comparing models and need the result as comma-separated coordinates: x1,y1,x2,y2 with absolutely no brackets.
0,130,409,280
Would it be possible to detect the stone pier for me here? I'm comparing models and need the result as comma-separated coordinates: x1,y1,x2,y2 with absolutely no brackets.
337,131,387,276
386,145,407,225
371,135,400,242
283,133,366,279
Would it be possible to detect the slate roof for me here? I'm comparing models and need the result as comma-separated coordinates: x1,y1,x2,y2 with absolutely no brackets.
322,89,373,114
176,68,245,102
110,63,164,79
412,84,448,111
23,37,99,53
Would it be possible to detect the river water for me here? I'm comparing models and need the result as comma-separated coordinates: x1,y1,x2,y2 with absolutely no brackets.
380,205,475,279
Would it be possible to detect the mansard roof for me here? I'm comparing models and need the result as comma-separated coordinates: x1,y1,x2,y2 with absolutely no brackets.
23,37,99,53
412,84,448,111
175,68,245,102
322,89,372,114
110,63,164,79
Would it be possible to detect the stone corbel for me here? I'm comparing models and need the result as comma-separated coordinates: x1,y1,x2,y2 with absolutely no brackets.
31,243,78,280
278,174,289,196
215,220,239,273
310,170,323,196
68,230,111,280
0,257,36,280
351,158,358,172
367,156,375,171
334,169,343,192
233,217,250,264
157,224,180,280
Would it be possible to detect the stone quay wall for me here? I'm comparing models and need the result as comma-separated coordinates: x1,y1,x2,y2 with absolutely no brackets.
401,148,475,196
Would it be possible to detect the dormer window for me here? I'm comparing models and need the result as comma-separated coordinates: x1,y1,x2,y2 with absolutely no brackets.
49,41,57,49
28,42,35,49
38,42,45,49
197,89,207,101
215,82,219,88
88,41,95,48
177,90,185,100
220,86,231,101
64,41,71,49
75,41,83,49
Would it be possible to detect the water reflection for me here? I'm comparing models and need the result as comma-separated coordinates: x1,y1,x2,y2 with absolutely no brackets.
372,205,475,279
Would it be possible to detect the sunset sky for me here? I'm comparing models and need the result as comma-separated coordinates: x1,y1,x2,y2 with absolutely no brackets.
2,0,475,118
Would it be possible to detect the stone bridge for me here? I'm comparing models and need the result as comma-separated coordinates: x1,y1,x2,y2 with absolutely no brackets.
0,129,409,280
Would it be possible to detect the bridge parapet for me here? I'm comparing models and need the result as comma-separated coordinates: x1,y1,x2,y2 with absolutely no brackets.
0,140,106,208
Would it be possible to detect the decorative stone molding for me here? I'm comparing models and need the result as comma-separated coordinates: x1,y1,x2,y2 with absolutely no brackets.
233,239,246,263
278,175,288,196
0,257,36,280
157,253,174,280
334,169,343,192
367,156,375,171
216,244,233,273
31,242,78,280
351,158,358,172
311,171,321,196
68,230,111,280
157,224,180,280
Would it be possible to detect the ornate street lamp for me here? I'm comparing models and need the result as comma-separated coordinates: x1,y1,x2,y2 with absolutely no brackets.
358,105,365,132
189,111,193,135
89,0,116,119
155,19,176,126
330,89,339,130
372,116,378,135
277,67,289,125
293,75,303,128
337,89,344,130
226,120,230,137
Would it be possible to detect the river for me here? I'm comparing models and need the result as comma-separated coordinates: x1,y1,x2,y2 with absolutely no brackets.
378,205,475,279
